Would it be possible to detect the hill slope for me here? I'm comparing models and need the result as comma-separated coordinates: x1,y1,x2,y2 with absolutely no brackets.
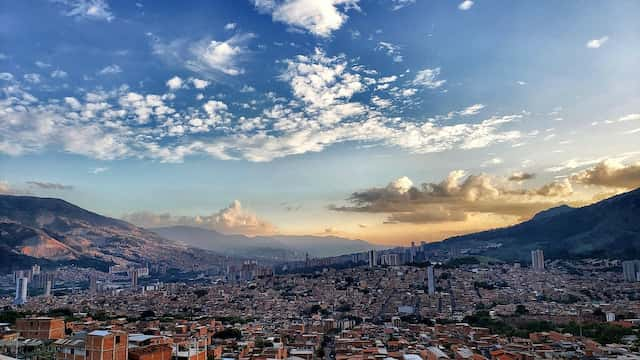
435,188,640,261
0,195,224,272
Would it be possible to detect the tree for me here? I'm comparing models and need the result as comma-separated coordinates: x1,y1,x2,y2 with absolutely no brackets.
515,304,529,316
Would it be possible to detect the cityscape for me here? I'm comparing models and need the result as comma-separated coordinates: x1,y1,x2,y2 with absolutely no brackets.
2,1,640,360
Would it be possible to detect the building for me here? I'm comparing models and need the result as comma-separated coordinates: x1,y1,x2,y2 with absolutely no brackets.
130,271,138,289
16,317,65,340
622,260,640,282
55,335,87,360
44,280,52,297
380,254,400,266
531,249,545,271
86,330,128,360
14,276,28,305
129,344,172,360
427,266,436,295
368,250,377,268
89,275,98,294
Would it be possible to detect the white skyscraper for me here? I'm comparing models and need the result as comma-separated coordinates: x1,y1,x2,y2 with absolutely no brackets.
427,266,436,295
531,249,545,271
14,276,28,305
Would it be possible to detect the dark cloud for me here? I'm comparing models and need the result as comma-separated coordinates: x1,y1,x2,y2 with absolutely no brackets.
27,181,73,190
508,172,535,181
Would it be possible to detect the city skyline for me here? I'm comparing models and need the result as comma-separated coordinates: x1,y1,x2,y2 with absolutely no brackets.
1,0,640,245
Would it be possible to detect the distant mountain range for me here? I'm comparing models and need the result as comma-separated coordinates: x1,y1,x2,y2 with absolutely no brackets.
152,225,375,260
0,195,376,273
0,195,225,273
432,187,640,261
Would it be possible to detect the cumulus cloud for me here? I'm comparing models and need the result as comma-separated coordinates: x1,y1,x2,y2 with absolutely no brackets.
51,69,68,78
26,181,73,190
458,0,474,10
0,48,522,164
97,64,122,75
618,113,640,122
412,68,446,89
331,172,576,224
191,78,210,89
24,73,42,84
251,0,359,37
122,200,276,235
90,167,109,174
459,104,485,116
376,42,403,62
571,160,640,189
166,76,184,90
51,0,114,22
0,181,14,194
153,33,253,78
586,36,608,49
390,0,415,11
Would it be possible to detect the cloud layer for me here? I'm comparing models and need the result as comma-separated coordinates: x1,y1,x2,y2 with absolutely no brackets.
332,171,576,224
122,200,276,236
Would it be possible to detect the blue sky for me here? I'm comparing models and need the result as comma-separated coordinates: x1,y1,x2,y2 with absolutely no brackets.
1,0,640,244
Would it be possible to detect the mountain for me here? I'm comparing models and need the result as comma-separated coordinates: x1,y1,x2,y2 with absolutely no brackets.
152,226,375,260
0,195,224,273
433,188,640,261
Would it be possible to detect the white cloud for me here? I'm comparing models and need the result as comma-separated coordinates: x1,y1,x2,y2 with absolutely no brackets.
123,200,276,235
0,73,14,81
24,73,42,84
240,85,256,92
152,34,254,78
618,113,640,122
481,157,503,167
586,36,608,49
224,22,237,30
191,78,210,89
459,103,485,116
390,0,415,11
51,69,68,78
412,68,446,89
458,0,474,10
251,0,360,37
166,76,184,90
51,0,114,22
376,42,403,62
97,64,122,75
90,167,109,174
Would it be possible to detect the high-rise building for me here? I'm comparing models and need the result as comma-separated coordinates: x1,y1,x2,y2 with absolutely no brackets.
89,274,98,294
531,249,545,271
427,266,436,295
15,276,28,305
131,270,139,289
368,249,377,268
44,280,52,297
622,260,640,282
380,253,400,266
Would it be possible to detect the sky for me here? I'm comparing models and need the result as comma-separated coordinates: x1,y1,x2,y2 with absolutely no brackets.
1,0,640,245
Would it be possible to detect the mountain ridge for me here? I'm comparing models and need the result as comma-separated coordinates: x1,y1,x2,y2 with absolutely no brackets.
433,187,640,261
0,194,225,272
151,225,377,260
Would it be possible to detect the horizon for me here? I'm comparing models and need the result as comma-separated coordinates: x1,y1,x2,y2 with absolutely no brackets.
2,0,640,246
